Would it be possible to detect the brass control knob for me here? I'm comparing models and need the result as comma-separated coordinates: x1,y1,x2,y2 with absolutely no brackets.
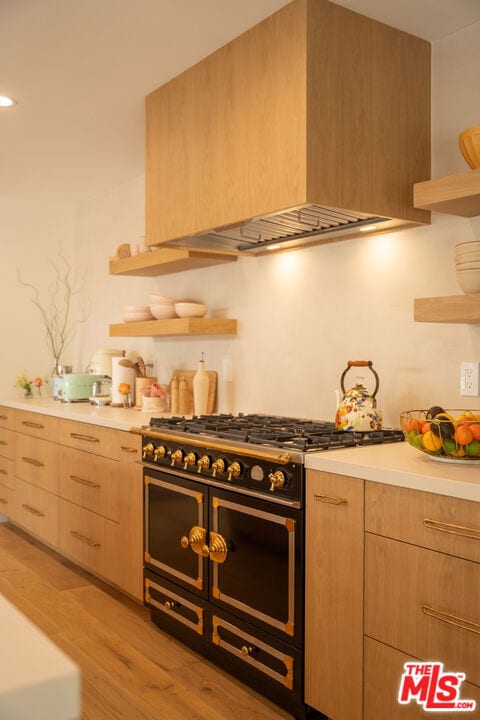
241,645,255,657
164,600,178,610
170,449,184,467
184,451,197,469
154,445,167,461
142,442,154,460
227,461,241,482
268,469,286,492
197,455,211,474
211,457,226,477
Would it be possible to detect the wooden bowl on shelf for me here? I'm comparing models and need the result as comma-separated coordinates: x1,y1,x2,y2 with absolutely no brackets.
459,125,480,169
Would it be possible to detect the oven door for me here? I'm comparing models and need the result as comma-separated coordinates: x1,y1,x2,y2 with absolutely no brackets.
144,470,209,598
209,487,303,648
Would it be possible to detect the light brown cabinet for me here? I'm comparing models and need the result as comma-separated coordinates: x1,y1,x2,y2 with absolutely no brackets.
145,0,430,249
305,470,364,720
0,405,143,601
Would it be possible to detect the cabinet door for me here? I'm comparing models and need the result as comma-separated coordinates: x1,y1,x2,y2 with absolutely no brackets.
145,0,306,246
0,406,15,429
364,637,480,719
365,533,480,688
58,419,115,458
58,446,121,521
14,478,59,547
304,470,364,720
15,410,58,441
0,483,15,519
15,435,58,493
0,428,15,461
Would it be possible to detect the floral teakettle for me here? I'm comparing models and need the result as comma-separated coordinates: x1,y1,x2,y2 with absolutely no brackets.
335,360,382,431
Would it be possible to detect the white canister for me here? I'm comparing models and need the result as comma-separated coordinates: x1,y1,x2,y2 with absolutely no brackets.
111,357,136,406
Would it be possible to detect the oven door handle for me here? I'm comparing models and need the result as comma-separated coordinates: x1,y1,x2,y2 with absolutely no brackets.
208,531,228,564
180,526,210,558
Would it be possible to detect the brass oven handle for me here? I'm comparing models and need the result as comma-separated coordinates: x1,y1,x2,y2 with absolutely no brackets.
422,605,480,636
209,531,228,564
120,445,138,454
241,645,255,657
133,428,291,465
22,420,45,429
70,433,100,443
22,503,44,517
314,493,347,505
180,526,209,557
164,600,179,610
70,530,101,548
424,518,480,542
70,474,100,489
22,456,44,467
0,498,8,504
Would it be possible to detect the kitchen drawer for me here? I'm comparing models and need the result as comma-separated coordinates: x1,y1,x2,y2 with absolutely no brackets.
15,410,58,441
364,637,480,719
0,406,15,429
13,478,59,547
365,481,480,564
0,456,15,490
113,431,142,465
144,572,205,637
0,483,15,519
58,446,121,521
15,435,58,493
365,533,480,688
58,419,116,459
0,428,15,461
58,498,120,585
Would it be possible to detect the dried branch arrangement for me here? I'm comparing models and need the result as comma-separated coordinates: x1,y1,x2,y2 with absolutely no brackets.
18,252,89,368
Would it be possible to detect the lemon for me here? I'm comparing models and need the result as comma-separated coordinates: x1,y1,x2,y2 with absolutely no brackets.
422,431,442,452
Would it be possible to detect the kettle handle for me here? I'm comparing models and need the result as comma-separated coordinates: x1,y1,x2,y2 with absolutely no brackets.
340,360,379,398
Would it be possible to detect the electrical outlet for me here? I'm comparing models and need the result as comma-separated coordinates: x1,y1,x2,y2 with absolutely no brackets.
460,361,480,397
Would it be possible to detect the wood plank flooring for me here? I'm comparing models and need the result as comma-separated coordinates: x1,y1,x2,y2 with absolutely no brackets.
0,522,290,720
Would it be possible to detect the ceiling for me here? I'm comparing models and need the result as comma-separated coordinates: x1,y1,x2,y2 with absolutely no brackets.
1,0,480,206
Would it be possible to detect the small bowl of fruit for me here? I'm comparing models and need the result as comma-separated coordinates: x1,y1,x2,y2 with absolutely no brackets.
400,407,480,463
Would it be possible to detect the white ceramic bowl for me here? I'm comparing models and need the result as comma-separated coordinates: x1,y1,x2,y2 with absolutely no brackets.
456,268,480,294
456,241,480,252
150,303,177,319
456,261,480,270
456,251,480,261
174,302,208,318
148,294,177,306
122,306,154,322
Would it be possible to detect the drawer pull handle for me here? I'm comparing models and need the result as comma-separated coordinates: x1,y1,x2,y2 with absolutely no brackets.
313,493,348,505
22,457,44,468
70,433,100,443
22,503,45,517
120,445,138,454
0,498,8,505
422,605,480,636
424,518,480,542
164,600,178,610
70,474,100,489
70,530,101,548
0,415,7,420
0,441,7,446
22,421,44,429
0,469,7,475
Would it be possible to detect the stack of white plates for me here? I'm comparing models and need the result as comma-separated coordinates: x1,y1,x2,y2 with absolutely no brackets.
455,241,480,294
122,305,154,322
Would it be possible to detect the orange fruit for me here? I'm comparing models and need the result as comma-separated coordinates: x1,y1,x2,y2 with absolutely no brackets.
421,422,431,434
454,423,474,446
469,424,480,441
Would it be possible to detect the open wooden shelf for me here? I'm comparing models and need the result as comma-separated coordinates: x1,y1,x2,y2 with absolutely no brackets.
414,169,480,217
109,317,237,337
414,294,480,323
109,246,238,277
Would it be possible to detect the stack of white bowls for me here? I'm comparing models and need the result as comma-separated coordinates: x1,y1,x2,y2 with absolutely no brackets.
455,241,480,294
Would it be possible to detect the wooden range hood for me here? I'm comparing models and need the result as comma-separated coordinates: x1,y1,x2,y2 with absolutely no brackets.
145,0,431,255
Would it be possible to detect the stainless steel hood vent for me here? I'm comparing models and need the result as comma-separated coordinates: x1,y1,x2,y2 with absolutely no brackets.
165,205,389,255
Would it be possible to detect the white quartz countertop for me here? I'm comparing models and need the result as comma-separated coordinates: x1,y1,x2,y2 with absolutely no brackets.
0,593,80,720
305,441,480,502
0,397,168,432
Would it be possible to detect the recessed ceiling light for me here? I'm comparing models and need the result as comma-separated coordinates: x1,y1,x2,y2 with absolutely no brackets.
359,224,377,232
0,95,16,107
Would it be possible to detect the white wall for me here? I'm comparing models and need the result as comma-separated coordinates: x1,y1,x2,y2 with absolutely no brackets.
0,197,75,398
7,18,480,428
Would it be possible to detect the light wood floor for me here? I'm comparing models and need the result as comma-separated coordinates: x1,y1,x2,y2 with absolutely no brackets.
0,521,290,720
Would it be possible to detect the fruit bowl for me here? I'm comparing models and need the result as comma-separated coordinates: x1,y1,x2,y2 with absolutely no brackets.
400,409,480,462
